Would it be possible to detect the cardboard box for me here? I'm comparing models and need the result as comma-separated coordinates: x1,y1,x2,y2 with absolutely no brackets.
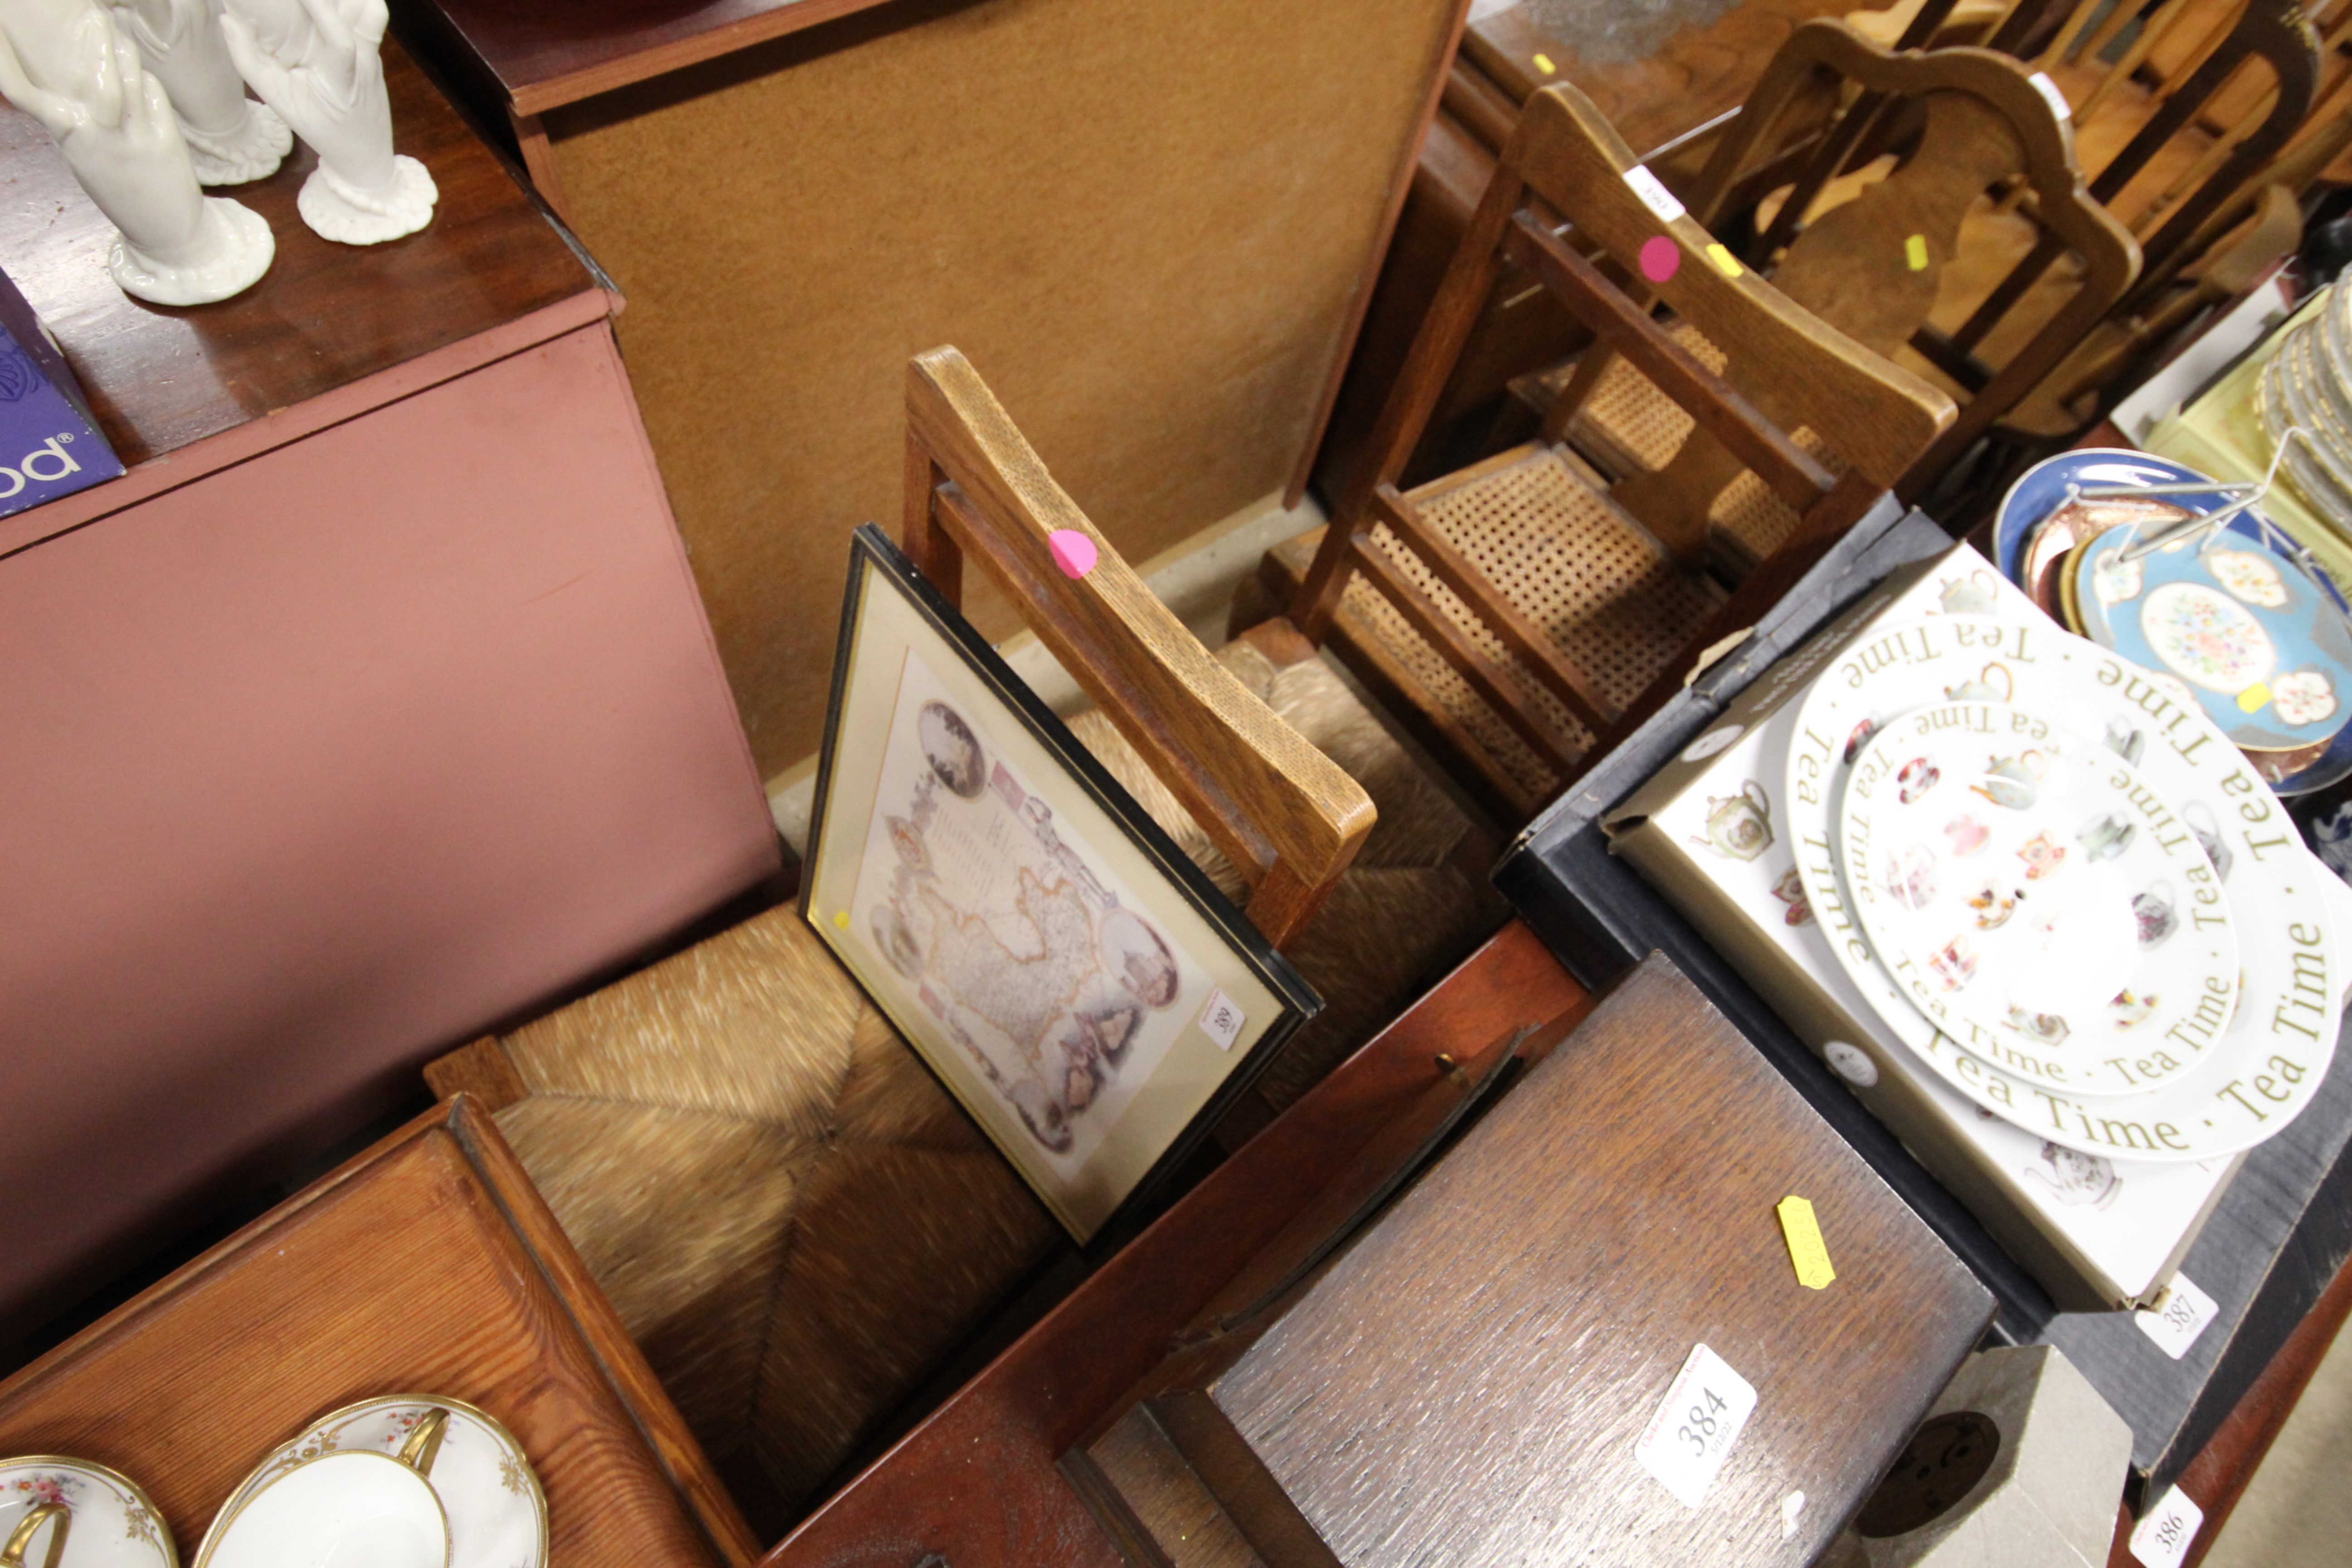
1602,545,2237,1310
0,266,122,519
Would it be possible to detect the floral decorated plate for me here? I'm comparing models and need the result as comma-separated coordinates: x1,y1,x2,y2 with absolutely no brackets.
1993,449,2352,794
1837,700,2236,1093
197,1396,542,1568
1783,615,2340,1159
0,1458,174,1568
2072,520,2352,765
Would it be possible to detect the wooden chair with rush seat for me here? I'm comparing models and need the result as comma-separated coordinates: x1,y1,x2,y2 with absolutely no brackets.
424,351,1507,1538
1257,78,1958,823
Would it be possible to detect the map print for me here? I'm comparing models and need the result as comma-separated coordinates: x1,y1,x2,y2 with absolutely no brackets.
853,648,1212,1171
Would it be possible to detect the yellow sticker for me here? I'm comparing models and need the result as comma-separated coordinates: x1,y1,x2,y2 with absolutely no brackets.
1777,1195,1836,1290
1905,234,1929,271
1705,243,1743,278
1534,52,1556,74
833,910,851,929
2238,682,2272,713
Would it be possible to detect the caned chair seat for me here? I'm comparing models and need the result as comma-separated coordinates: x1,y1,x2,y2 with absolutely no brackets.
1569,325,1845,568
432,623,1503,1538
1264,444,1725,815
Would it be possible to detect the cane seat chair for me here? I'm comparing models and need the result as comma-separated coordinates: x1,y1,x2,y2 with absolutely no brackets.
1568,20,2137,538
424,350,1505,1536
1263,79,1955,821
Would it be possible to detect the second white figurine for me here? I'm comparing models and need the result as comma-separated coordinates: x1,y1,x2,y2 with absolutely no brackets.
220,0,433,244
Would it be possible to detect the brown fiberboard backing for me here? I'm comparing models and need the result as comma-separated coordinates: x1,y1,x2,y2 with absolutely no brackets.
546,0,1462,774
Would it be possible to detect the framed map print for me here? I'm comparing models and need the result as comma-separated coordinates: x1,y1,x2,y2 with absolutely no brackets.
802,525,1318,1242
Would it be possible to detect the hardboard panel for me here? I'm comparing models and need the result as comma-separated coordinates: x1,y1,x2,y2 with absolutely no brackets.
0,326,779,1329
543,0,1464,774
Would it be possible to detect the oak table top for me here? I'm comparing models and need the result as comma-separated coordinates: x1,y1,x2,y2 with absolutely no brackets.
0,1098,759,1568
0,36,598,473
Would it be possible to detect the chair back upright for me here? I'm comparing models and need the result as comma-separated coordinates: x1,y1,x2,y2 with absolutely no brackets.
1684,20,2140,495
1980,0,2319,323
1294,79,1955,765
903,347,1376,948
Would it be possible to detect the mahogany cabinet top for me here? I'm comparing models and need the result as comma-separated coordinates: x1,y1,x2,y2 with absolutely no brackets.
0,1098,759,1568
397,0,904,117
0,39,598,471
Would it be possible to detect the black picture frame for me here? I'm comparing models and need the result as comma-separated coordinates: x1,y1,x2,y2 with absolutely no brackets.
800,524,1318,1243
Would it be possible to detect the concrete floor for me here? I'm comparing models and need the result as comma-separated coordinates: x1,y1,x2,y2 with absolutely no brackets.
2204,1314,2352,1566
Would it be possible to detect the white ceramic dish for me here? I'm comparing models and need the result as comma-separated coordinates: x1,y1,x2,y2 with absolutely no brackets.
1783,614,2341,1161
1837,700,2237,1093
0,1459,175,1568
199,1397,543,1568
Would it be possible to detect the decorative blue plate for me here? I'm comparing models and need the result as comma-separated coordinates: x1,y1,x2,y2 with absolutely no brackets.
1995,448,2352,793
2073,520,2352,758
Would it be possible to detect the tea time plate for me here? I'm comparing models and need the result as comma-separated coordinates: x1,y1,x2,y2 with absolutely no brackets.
0,1459,175,1568
2071,521,2352,762
198,1396,544,1568
1784,615,2340,1158
1837,701,2236,1093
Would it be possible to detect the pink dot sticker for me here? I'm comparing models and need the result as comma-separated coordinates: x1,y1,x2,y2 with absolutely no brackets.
1048,529,1098,578
1639,235,1680,283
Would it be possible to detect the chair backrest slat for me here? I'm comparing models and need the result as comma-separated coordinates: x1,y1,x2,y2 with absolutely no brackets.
903,348,1374,949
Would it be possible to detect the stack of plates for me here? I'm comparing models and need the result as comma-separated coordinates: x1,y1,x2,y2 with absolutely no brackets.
2258,282,2352,525
1780,456,2352,1164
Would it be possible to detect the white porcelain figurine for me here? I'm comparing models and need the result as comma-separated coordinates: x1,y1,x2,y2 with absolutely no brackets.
219,0,433,244
108,0,289,184
0,0,274,304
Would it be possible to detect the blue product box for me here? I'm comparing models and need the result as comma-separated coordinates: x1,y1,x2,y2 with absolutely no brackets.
0,265,124,519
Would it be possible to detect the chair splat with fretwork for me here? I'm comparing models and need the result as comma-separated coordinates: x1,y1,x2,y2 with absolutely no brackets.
1269,79,1954,820
1576,20,2137,531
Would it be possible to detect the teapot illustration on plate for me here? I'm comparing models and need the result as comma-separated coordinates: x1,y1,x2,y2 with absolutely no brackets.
1691,780,1773,861
1938,570,2001,614
2078,811,2137,863
1971,749,2046,810
1945,662,2014,703
2183,799,2233,881
2132,880,2177,947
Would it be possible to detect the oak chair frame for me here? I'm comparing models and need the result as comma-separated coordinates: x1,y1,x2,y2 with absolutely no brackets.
1288,81,1954,813
903,347,1377,948
1976,0,2319,328
1685,21,2142,495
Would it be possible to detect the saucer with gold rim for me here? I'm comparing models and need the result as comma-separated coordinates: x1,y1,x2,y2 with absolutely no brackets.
0,1458,175,1568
